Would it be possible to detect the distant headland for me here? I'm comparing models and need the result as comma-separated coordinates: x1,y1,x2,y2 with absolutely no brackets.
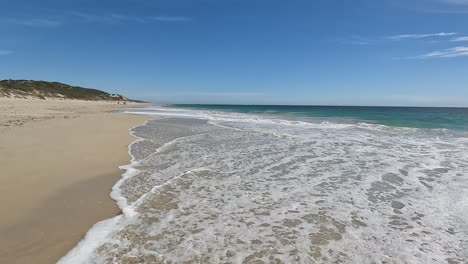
0,79,142,102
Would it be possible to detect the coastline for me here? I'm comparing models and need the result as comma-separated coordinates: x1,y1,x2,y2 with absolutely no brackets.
0,98,149,264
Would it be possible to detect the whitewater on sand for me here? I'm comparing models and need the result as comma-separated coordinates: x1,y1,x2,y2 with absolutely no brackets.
60,105,468,263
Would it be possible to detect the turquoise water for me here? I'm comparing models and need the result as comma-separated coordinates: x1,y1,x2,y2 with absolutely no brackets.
174,105,468,131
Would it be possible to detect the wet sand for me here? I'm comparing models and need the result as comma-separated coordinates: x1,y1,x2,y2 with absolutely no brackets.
0,98,149,264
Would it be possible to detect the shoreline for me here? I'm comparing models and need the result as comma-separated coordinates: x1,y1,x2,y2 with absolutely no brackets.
0,98,149,264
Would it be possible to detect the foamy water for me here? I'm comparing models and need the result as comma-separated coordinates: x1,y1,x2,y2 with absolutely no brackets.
60,106,468,264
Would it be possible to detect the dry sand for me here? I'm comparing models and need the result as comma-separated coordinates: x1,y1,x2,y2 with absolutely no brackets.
0,98,149,264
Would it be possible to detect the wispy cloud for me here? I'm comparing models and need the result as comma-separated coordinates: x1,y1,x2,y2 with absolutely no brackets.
71,12,189,24
451,36,468,42
414,0,468,14
441,0,468,5
420,46,468,58
3,13,189,28
340,36,372,46
0,50,13,55
388,32,457,40
151,16,189,22
4,18,61,27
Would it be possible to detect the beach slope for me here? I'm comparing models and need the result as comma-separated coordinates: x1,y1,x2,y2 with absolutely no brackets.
0,98,148,264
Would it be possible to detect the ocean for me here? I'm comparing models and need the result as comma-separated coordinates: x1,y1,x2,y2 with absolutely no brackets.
60,105,468,263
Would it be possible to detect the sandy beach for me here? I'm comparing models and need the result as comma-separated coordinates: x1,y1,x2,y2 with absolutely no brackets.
0,98,148,264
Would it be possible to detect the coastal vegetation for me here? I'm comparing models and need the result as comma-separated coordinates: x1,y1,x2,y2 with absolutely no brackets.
0,79,133,101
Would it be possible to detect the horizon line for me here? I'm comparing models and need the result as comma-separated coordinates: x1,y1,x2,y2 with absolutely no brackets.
156,102,468,109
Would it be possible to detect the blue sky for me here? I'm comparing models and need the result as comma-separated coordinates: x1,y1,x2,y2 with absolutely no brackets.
0,0,467,106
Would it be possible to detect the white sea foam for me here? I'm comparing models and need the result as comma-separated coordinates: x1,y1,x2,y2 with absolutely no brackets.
60,106,468,263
